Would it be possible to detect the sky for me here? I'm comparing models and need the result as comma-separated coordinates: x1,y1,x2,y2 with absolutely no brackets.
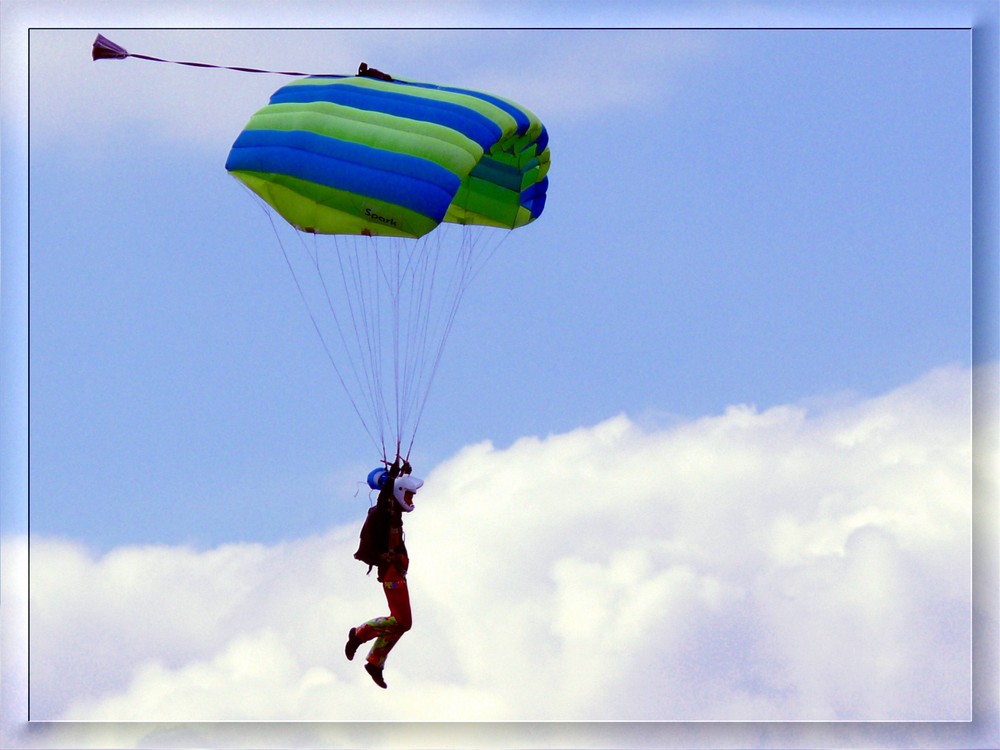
2,1,998,749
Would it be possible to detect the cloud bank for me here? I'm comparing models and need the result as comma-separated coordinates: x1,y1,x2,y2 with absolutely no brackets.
6,363,990,746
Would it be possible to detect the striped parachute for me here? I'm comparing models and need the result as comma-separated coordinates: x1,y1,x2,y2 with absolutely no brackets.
225,70,550,461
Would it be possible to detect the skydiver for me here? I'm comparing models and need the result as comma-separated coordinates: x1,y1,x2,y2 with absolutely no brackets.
345,458,422,688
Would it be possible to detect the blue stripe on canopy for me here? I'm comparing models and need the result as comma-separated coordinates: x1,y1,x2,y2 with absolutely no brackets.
535,125,549,156
401,81,532,135
521,176,548,218
226,129,460,220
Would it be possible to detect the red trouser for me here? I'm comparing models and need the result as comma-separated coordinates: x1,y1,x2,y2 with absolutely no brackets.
354,563,411,667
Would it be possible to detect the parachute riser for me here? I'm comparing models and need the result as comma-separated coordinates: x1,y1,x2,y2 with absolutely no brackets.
92,33,366,78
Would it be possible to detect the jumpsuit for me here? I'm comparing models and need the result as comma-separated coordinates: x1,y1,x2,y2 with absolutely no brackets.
353,513,411,668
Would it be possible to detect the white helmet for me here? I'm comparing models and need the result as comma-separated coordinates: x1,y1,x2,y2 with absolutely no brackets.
393,475,423,512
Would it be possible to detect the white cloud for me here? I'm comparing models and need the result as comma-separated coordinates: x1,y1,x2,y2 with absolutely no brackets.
4,363,993,746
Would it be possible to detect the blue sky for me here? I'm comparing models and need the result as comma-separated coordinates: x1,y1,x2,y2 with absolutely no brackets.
3,0,998,747
24,25,972,550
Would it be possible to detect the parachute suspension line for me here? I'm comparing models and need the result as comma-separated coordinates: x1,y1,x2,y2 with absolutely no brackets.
412,229,454,443
457,222,513,289
399,232,438,452
403,227,466,460
305,231,389,460
391,242,408,462
387,239,404,457
369,236,394,460
352,236,386,450
247,193,382,455
403,223,509,460
389,228,447,461
245,188,512,463
368,233,433,462
379,235,408,460
238,198,512,464
382,240,399,462
333,234,392,461
402,237,428,453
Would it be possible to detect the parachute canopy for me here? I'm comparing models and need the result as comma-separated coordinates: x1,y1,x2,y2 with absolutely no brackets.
225,74,550,238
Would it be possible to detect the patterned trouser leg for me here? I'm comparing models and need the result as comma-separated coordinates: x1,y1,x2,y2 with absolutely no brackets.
355,576,411,668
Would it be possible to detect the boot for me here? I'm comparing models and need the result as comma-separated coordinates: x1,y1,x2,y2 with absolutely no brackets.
345,628,361,661
365,662,387,689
